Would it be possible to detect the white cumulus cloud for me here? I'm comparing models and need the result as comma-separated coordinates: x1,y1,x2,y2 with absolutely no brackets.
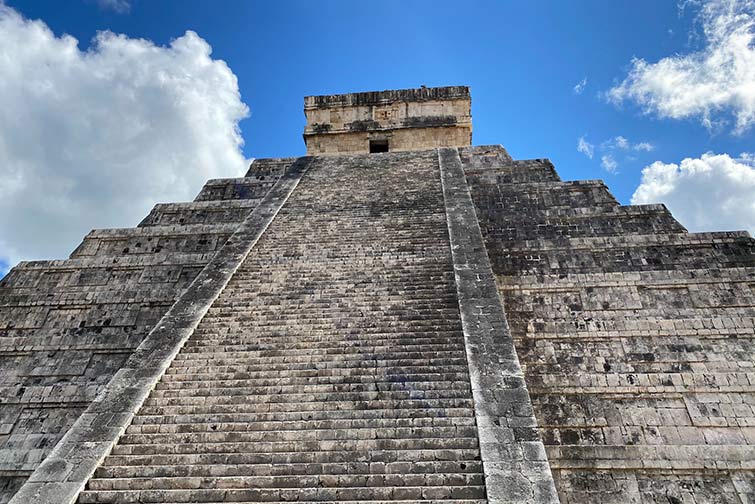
631,152,755,234
577,136,595,158
0,6,250,268
608,0,755,134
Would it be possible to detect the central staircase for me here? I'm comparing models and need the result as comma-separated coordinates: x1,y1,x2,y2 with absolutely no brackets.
78,151,487,503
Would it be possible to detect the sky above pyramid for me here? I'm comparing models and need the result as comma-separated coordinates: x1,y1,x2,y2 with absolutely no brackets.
1,0,754,275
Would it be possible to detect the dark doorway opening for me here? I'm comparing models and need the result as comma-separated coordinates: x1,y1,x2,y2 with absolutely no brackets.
369,140,389,153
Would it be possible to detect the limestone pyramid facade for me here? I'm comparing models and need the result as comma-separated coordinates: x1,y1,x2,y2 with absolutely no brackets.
1,87,754,503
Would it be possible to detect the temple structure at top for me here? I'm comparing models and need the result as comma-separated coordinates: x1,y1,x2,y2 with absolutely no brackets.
303,86,472,155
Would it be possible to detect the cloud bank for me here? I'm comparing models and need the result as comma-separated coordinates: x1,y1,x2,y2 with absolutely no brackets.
608,0,755,133
0,6,250,269
631,152,755,234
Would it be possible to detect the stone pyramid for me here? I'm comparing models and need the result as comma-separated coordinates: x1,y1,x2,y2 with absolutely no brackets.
1,87,754,504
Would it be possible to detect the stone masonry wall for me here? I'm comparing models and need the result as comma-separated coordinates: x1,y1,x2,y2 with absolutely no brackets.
306,127,472,156
462,145,755,503
0,158,291,503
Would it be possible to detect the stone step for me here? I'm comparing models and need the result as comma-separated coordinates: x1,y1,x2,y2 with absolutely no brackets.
101,448,482,467
188,317,462,328
152,379,469,394
160,367,470,382
162,363,471,379
164,360,470,374
203,297,457,306
204,296,461,308
166,354,468,366
141,388,473,407
211,271,451,278
189,327,462,336
181,336,464,350
178,342,463,354
200,304,456,313
126,416,476,434
94,460,483,478
202,296,458,306
155,378,471,392
170,349,465,363
131,408,476,426
86,473,484,491
186,331,463,344
152,378,469,393
196,311,460,320
188,322,462,333
79,488,486,503
137,398,474,416
118,425,479,445
109,436,481,456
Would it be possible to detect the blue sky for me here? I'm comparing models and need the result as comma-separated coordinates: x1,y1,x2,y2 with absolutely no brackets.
1,0,754,276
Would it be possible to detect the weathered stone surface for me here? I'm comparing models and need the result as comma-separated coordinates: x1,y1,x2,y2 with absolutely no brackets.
7,157,311,504
0,158,300,502
462,144,755,503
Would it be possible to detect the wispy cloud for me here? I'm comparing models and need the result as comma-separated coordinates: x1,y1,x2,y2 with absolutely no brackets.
577,134,654,172
573,77,588,95
608,0,755,134
577,136,595,158
601,136,654,152
95,0,131,13
601,154,618,173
